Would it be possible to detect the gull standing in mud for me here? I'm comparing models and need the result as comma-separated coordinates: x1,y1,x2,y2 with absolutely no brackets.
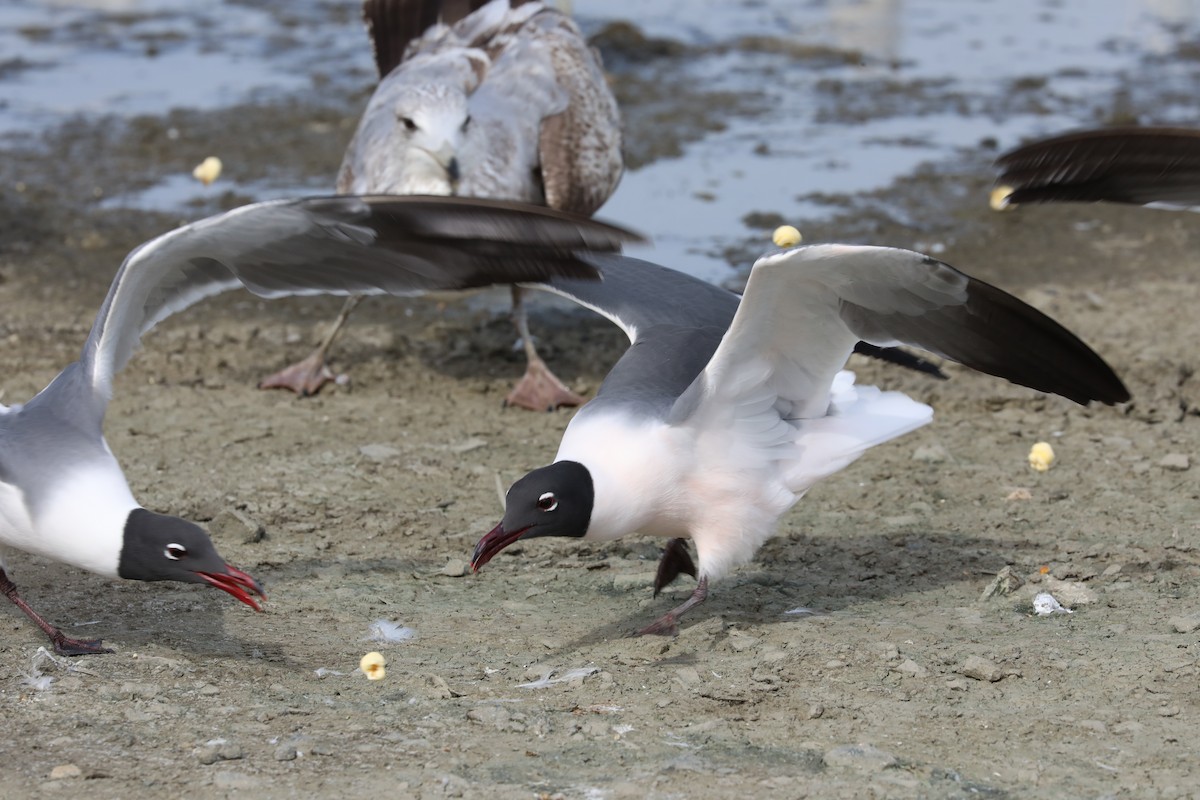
995,126,1200,209
471,245,1130,635
0,194,635,654
260,0,623,410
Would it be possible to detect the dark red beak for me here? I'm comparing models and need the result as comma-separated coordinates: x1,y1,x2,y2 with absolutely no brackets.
197,564,266,611
471,522,530,572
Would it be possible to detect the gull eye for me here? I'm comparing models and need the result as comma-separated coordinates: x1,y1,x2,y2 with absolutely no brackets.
536,492,558,512
164,543,187,561
399,115,417,131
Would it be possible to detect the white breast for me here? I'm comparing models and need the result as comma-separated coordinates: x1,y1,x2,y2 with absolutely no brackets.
25,459,139,579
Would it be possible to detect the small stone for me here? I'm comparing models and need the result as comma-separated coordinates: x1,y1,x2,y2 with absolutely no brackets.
674,666,702,687
213,771,260,789
209,508,265,544
1042,578,1098,606
824,743,896,772
419,674,455,700
611,573,655,592
48,764,81,780
440,559,468,577
912,444,949,463
981,565,1025,599
1101,563,1124,578
725,631,761,653
448,437,488,454
1158,453,1190,471
873,642,900,662
806,704,825,720
1169,613,1200,634
467,705,511,730
273,744,298,761
960,655,1003,682
895,658,928,678
358,443,402,461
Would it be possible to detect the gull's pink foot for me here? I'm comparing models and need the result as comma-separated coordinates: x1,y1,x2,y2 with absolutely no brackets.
635,576,709,637
50,632,114,657
504,357,586,412
258,349,338,396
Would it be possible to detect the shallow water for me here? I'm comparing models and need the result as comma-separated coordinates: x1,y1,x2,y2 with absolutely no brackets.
3,0,1199,280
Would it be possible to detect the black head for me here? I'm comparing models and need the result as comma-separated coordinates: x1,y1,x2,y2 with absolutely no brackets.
471,461,594,571
118,509,266,611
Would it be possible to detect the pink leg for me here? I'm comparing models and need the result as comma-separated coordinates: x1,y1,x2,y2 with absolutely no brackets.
637,576,709,637
259,296,363,396
1,568,113,656
503,286,586,411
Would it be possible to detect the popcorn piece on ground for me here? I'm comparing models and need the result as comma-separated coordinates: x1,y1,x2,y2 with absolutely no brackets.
772,225,802,248
192,156,223,186
360,651,386,680
1028,441,1055,472
990,185,1014,211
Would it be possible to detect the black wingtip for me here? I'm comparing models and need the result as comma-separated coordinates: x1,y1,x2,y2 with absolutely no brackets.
958,278,1131,407
853,343,949,380
996,126,1200,207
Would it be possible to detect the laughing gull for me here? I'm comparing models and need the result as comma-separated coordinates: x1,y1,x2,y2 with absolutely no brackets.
996,126,1200,208
1,194,635,654
260,0,623,410
471,245,1130,635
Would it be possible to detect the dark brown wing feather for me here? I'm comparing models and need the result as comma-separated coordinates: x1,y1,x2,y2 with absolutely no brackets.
996,126,1200,206
362,0,502,78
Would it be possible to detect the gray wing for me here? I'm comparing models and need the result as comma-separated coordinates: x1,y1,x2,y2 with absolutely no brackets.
997,127,1200,207
528,254,739,416
686,244,1129,426
78,195,638,413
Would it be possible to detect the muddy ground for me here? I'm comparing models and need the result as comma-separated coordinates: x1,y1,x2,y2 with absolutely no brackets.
2,12,1200,800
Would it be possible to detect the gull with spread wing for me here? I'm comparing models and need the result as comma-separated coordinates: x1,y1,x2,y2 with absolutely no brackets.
0,194,634,654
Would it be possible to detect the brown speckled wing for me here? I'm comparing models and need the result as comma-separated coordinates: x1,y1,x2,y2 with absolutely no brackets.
536,15,624,215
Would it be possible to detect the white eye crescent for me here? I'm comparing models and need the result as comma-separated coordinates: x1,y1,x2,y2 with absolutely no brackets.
165,543,187,561
537,492,558,512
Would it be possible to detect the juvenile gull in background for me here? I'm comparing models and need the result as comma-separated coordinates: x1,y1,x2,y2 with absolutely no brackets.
0,194,635,654
471,246,1129,635
260,0,623,410
995,126,1200,209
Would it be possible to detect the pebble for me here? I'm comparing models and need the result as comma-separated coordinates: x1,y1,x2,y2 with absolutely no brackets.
1169,613,1200,634
981,565,1024,599
209,508,265,543
1040,577,1098,606
674,666,702,687
1158,453,1190,471
611,572,654,592
419,674,455,700
960,656,1003,682
48,764,81,780
447,436,488,454
358,443,402,461
912,444,949,463
895,658,928,678
273,744,298,761
440,559,468,577
213,771,261,790
725,631,760,653
197,742,244,765
823,743,897,772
